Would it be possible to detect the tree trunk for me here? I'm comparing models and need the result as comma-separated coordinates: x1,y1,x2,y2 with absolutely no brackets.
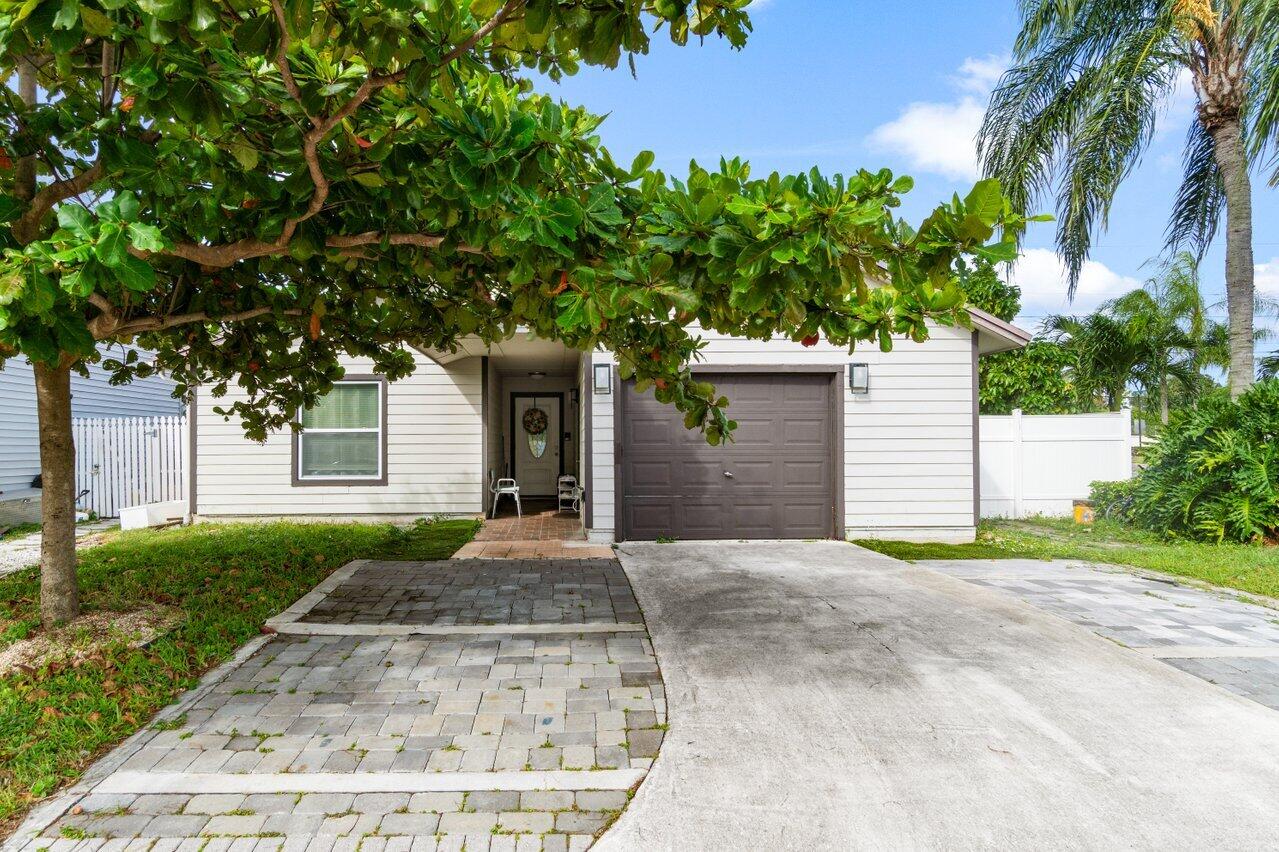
14,58,37,203
33,360,80,626
1207,116,1255,398
1160,374,1169,425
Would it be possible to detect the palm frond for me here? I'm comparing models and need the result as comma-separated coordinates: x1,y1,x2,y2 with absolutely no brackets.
1241,0,1279,184
979,3,1183,297
1165,120,1225,257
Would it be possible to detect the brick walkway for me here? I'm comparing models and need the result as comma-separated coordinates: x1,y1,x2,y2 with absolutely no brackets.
923,558,1279,711
302,561,641,627
476,501,584,543
456,501,614,560
8,560,664,852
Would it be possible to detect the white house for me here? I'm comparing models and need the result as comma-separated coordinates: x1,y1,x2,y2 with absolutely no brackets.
0,348,183,525
191,310,1028,543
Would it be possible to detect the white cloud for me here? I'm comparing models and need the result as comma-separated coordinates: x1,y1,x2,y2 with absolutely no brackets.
867,54,1008,181
867,99,986,180
1256,257,1279,297
1004,248,1143,329
954,55,1006,94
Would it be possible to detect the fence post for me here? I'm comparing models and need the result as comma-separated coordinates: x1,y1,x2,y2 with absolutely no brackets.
1011,408,1024,520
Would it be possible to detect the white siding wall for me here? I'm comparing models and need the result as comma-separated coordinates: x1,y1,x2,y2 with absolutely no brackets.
484,358,503,492
586,351,616,543
194,352,483,519
0,350,181,495
587,325,978,543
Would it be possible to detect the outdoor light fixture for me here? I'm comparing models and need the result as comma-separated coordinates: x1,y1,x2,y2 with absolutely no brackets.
527,370,547,380
849,363,870,394
593,363,612,395
569,387,579,405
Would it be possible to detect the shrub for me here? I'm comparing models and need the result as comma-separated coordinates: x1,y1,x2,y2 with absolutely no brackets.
1091,380,1279,543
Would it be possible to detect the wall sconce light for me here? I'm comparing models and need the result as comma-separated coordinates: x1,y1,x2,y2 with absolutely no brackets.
592,363,612,395
849,363,869,394
569,387,579,406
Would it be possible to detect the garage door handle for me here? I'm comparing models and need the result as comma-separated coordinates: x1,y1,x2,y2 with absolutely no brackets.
723,471,734,478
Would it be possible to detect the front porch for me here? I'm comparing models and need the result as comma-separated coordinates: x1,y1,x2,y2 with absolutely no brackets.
419,330,613,556
456,498,615,559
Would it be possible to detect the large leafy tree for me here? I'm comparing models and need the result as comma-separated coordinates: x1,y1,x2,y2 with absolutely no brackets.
959,259,1076,414
0,0,1026,626
979,0,1279,397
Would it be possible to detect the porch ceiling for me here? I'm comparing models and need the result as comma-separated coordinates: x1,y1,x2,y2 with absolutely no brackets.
414,330,580,375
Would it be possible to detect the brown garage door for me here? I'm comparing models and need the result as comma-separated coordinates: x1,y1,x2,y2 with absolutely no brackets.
619,371,838,540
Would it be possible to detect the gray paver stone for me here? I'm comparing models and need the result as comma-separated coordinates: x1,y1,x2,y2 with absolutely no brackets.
463,791,519,813
378,813,441,835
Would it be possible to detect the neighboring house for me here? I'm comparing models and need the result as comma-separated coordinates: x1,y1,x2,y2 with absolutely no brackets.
192,311,1029,543
0,349,183,520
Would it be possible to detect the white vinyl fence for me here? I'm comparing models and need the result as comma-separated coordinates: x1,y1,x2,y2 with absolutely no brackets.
73,416,187,518
980,409,1133,519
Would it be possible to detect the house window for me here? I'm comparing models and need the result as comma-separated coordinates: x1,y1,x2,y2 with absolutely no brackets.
295,379,385,483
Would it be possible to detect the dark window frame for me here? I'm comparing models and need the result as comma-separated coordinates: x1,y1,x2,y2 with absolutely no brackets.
291,374,389,487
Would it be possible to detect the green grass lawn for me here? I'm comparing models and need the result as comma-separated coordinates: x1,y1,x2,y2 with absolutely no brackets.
0,517,477,831
856,517,1279,599
0,523,40,542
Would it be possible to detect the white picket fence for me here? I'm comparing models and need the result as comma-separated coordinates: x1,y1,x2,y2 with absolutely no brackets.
980,409,1134,519
73,416,187,518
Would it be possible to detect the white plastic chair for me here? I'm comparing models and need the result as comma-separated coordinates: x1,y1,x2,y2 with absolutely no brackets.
489,469,521,518
557,475,578,513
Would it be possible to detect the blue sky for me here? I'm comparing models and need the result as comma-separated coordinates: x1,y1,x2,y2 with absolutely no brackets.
533,0,1279,357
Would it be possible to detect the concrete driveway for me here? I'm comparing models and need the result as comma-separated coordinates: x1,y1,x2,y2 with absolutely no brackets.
600,541,1279,851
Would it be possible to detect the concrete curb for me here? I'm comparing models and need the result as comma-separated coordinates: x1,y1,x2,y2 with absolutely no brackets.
263,558,367,631
95,769,646,795
271,621,648,636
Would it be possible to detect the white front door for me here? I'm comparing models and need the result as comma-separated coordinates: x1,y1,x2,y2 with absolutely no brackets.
513,395,560,496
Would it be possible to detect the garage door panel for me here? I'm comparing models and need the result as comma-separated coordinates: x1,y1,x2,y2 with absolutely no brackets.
719,379,776,404
625,416,675,444
621,372,836,541
726,500,779,536
781,501,831,537
728,417,779,447
683,502,730,536
782,379,829,404
782,417,827,446
625,502,674,539
680,460,727,489
724,459,776,488
781,460,829,489
627,460,673,491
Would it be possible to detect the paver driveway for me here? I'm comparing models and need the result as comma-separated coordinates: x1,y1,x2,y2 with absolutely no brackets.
923,558,1279,711
6,559,665,852
600,541,1279,851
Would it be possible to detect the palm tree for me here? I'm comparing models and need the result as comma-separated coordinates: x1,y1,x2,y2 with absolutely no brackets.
1105,252,1223,422
1042,312,1149,411
979,0,1279,398
1260,352,1279,378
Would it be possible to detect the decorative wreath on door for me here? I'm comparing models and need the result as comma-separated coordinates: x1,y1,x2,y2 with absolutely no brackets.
522,406,549,436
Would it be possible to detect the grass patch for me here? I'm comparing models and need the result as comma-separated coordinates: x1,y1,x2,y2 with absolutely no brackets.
0,517,477,830
856,517,1279,599
0,523,40,542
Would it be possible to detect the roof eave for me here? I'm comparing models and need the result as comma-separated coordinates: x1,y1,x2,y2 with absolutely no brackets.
969,307,1032,355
